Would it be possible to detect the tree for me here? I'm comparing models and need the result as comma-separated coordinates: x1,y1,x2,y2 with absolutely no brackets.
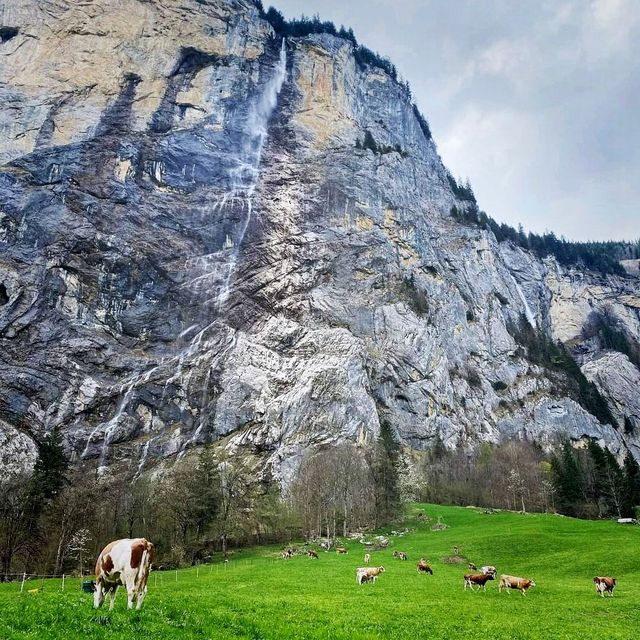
0,474,32,577
507,468,528,513
551,442,584,516
622,451,640,518
156,449,221,563
215,456,258,556
289,446,375,539
587,440,624,518
29,426,68,509
371,421,401,525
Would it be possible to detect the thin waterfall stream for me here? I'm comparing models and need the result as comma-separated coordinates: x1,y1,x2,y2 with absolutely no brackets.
83,40,288,473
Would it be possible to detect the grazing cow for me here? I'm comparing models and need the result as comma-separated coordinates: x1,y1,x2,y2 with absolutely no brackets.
364,553,371,565
94,538,154,610
417,559,433,574
480,565,497,576
464,573,495,591
356,566,385,585
468,562,478,571
393,551,407,560
594,576,616,597
307,550,318,559
499,574,536,596
336,547,348,555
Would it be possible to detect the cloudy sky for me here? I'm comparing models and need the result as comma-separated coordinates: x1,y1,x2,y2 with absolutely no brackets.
273,0,639,241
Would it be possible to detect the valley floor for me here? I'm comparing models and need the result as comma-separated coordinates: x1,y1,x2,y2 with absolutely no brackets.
1,505,638,639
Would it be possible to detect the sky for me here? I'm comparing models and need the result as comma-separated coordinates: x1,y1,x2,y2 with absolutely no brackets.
272,0,639,241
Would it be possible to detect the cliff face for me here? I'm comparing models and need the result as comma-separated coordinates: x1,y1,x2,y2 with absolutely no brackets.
1,0,639,482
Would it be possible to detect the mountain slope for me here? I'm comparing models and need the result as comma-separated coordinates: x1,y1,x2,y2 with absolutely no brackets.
1,0,639,481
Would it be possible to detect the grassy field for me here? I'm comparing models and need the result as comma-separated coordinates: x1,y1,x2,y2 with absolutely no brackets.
1,504,638,639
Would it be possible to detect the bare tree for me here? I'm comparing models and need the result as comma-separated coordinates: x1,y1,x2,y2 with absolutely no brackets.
289,445,375,539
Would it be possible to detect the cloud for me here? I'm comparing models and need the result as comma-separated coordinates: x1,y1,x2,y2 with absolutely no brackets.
271,0,640,240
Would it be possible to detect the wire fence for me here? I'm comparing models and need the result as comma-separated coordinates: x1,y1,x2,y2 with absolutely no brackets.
1,556,278,594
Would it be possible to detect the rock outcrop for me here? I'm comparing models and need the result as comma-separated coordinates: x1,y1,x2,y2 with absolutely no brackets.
1,0,639,482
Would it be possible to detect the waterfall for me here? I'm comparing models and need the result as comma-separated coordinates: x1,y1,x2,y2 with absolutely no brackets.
217,38,287,308
81,41,288,469
514,281,537,328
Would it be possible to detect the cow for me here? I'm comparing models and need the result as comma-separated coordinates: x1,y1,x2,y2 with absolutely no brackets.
393,551,408,560
307,550,318,559
336,547,348,555
499,574,536,596
468,562,478,571
94,538,154,610
594,576,616,597
356,566,385,585
464,572,495,591
480,565,497,576
417,559,433,574
364,553,371,565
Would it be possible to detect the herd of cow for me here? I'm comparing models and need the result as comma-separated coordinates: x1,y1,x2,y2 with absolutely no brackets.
352,553,540,594
89,537,618,611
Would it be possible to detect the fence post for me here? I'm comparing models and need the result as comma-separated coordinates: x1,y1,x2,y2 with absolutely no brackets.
196,566,199,579
20,572,26,593
175,570,178,583
62,574,65,592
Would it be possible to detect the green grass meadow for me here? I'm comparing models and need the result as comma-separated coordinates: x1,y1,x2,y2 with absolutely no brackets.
1,505,638,639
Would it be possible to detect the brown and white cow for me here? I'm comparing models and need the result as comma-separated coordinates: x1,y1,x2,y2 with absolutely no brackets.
499,574,536,596
363,553,371,565
336,547,348,555
94,538,154,610
594,576,616,597
307,549,319,559
417,559,433,574
356,566,385,585
464,572,495,591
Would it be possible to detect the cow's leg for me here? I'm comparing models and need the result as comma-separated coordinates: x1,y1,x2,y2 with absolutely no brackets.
125,577,137,610
93,580,105,609
136,584,147,610
108,585,119,610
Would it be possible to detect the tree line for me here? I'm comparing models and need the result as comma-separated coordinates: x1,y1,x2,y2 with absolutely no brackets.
449,187,640,278
416,437,640,520
4,420,637,579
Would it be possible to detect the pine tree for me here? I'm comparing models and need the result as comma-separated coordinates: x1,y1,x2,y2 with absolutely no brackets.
622,451,640,518
551,442,583,516
372,420,401,526
27,426,69,523
587,441,624,517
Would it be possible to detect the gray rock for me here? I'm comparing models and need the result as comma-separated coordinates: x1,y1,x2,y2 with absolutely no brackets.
1,0,639,483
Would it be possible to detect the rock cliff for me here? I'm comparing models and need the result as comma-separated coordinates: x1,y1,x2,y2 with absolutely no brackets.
1,0,639,482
